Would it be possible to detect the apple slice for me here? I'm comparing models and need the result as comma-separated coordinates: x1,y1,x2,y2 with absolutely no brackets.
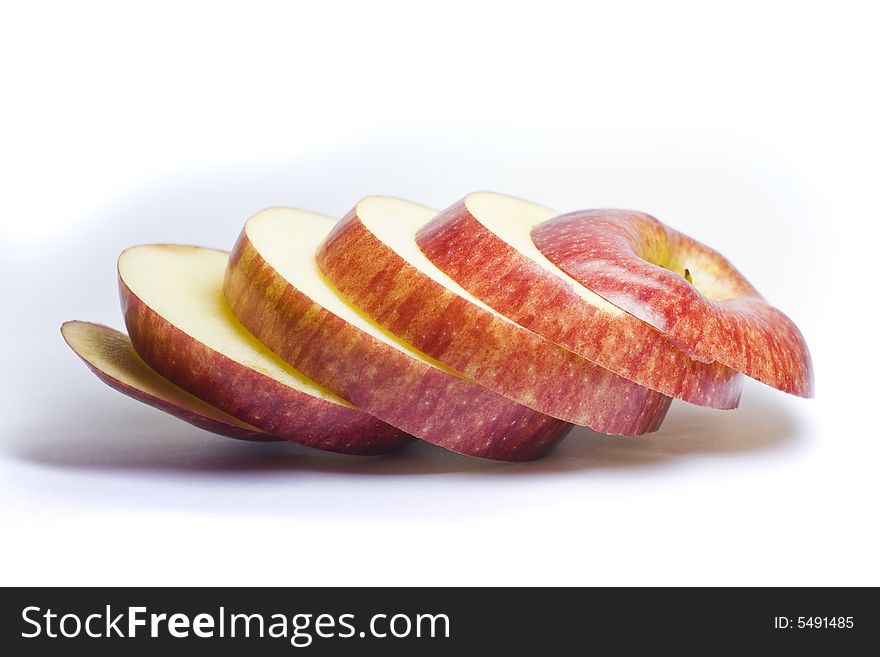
223,208,574,461
531,210,814,397
416,192,744,408
61,320,274,441
315,196,671,434
118,245,411,455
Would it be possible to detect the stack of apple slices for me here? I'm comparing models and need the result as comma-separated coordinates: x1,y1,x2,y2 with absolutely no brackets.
63,192,813,461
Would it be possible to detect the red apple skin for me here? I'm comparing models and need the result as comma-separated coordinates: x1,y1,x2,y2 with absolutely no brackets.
531,210,814,397
118,249,412,456
223,230,573,461
416,199,744,409
316,206,671,434
62,321,275,442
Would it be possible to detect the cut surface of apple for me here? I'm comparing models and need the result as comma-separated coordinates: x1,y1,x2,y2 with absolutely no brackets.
223,207,574,461
61,320,274,441
415,192,744,408
531,209,814,397
315,196,671,434
118,245,411,455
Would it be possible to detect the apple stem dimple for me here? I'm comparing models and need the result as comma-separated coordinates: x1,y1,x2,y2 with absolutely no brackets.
684,268,693,284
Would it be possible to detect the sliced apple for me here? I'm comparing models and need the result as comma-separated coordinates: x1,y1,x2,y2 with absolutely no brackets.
531,209,814,397
223,208,574,461
415,192,744,408
118,245,411,455
315,196,671,434
61,320,274,441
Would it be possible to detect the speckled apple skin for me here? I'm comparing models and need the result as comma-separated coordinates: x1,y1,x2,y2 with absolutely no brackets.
532,210,814,397
416,199,743,409
223,232,573,461
62,321,275,442
316,207,671,434
118,248,411,456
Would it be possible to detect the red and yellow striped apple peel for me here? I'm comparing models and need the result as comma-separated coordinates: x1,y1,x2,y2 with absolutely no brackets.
316,199,671,434
223,209,574,461
61,320,275,442
118,245,412,455
530,210,814,397
416,196,744,408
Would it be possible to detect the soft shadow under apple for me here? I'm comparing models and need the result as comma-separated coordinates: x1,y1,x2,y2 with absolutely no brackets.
8,383,801,477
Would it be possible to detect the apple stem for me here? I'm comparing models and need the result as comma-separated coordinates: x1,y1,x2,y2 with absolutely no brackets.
684,268,693,284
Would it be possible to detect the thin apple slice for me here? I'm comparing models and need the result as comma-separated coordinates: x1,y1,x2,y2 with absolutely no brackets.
531,210,814,397
118,245,411,455
316,196,671,434
416,192,744,408
61,320,274,441
223,208,573,461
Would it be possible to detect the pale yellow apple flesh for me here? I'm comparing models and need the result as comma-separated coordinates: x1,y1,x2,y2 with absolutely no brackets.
118,245,412,455
357,197,503,313
60,320,272,441
246,213,451,369
464,193,627,315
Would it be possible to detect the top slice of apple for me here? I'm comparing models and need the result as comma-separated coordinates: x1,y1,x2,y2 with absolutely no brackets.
531,209,814,397
61,320,273,441
223,208,574,461
416,192,744,408
118,244,411,455
315,196,671,434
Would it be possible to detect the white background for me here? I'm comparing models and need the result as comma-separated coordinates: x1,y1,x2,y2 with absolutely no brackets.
1,1,878,586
